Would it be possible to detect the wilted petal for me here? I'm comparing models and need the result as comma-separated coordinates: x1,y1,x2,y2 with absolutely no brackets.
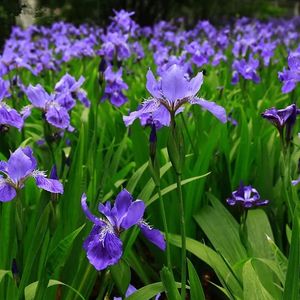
191,97,227,123
121,200,145,229
139,221,166,250
0,180,16,202
35,175,63,194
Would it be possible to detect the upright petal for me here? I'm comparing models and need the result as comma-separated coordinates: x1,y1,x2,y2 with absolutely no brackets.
187,71,203,97
191,97,227,123
121,200,145,229
26,84,50,109
161,64,188,103
7,148,34,184
146,70,161,98
0,180,16,202
22,146,37,170
113,189,133,223
139,221,166,250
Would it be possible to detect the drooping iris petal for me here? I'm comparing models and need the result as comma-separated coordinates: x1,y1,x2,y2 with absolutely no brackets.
139,222,166,250
161,64,188,103
123,99,159,126
0,180,16,202
7,148,34,184
121,200,145,229
35,176,64,194
152,105,171,127
84,226,122,271
191,97,227,123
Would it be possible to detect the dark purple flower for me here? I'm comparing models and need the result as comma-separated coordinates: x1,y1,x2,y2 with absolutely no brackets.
102,66,128,107
227,183,269,208
278,53,300,93
123,64,227,127
81,189,165,270
0,146,63,202
261,104,299,144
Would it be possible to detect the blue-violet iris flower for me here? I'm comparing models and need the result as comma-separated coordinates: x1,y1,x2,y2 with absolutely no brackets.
0,146,63,202
123,64,227,127
278,52,300,94
81,189,165,271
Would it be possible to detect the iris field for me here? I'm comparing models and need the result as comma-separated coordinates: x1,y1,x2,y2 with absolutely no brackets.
0,9,300,300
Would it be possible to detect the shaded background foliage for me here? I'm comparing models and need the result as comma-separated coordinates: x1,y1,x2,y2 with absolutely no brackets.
0,0,299,48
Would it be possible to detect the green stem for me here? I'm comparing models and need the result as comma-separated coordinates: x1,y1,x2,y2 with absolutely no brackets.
176,174,186,300
157,186,172,271
281,149,294,220
180,114,197,154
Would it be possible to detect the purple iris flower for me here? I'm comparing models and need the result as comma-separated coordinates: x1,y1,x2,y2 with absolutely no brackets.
261,104,299,144
102,66,128,107
25,84,70,129
54,74,90,109
81,189,165,271
232,56,260,84
227,184,269,208
0,78,23,130
123,64,227,127
0,146,63,202
278,53,300,93
110,10,135,33
98,32,131,61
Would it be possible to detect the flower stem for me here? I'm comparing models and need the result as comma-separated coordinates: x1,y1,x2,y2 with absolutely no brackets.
157,185,172,271
176,173,186,300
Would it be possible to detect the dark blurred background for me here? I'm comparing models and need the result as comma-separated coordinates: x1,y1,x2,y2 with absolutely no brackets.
0,0,299,48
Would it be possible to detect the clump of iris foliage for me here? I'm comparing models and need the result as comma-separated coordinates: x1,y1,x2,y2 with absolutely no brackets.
1,9,300,300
